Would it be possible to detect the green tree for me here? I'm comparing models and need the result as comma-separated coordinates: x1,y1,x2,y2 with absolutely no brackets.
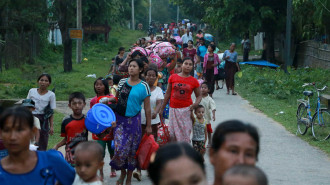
0,0,48,69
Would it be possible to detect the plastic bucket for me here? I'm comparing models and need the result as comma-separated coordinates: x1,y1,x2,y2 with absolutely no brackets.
85,103,116,134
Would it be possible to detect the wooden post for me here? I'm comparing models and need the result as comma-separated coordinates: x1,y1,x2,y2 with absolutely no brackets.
76,0,82,64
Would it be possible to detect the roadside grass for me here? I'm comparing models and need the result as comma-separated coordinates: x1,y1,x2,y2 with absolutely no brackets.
236,65,330,155
47,111,64,150
0,27,145,101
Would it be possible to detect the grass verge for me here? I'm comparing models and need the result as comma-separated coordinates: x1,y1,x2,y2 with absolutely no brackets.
0,27,146,101
236,65,330,155
47,111,65,150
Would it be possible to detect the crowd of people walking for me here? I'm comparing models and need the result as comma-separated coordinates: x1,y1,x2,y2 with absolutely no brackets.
0,23,267,185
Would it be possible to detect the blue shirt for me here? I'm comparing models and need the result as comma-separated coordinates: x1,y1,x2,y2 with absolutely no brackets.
117,78,151,117
223,50,238,63
0,150,75,185
197,45,207,58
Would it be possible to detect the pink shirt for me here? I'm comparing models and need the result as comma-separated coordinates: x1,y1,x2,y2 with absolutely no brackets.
203,53,220,75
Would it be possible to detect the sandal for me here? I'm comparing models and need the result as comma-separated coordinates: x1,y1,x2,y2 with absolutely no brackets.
110,171,117,178
133,171,142,181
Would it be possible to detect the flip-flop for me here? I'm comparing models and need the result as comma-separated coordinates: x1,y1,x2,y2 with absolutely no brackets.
133,171,142,181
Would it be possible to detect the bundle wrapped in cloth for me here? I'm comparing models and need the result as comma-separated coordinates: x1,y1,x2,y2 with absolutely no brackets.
149,53,164,69
147,42,176,58
174,36,182,45
131,47,151,57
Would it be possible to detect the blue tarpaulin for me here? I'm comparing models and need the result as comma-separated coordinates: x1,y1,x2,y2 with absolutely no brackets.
240,60,279,68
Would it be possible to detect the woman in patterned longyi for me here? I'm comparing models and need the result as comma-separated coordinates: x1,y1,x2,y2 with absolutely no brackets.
159,57,202,143
110,59,152,185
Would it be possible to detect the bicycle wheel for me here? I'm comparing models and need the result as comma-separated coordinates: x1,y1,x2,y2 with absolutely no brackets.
297,103,308,135
312,110,330,140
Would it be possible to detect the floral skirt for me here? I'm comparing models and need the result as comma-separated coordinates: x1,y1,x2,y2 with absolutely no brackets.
168,107,192,143
110,113,142,171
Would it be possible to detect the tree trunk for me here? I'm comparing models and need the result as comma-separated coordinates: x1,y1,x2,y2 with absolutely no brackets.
58,0,73,72
0,53,2,72
4,32,9,70
265,31,275,63
62,33,72,72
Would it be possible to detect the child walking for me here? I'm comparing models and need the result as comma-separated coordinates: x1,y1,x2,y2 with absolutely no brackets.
200,82,216,147
191,105,207,159
90,77,117,179
73,141,104,185
53,92,88,166
21,99,40,146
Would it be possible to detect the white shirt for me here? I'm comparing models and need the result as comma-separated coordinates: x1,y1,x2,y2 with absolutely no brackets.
72,174,103,185
141,86,164,125
181,33,193,44
27,88,56,114
200,95,216,123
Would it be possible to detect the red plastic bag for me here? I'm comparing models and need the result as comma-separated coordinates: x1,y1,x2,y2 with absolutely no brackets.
157,120,170,146
136,134,159,170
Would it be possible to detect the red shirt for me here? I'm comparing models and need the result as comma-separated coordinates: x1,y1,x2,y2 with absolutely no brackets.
60,115,88,144
168,74,199,108
182,48,197,59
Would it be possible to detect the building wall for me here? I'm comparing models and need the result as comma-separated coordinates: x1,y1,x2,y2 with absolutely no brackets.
296,41,330,69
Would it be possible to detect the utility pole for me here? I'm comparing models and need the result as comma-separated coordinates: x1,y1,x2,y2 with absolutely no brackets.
284,0,292,73
149,0,151,25
132,0,135,30
76,0,82,64
177,6,179,24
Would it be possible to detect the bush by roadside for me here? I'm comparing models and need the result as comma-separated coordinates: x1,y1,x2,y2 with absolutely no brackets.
236,65,330,155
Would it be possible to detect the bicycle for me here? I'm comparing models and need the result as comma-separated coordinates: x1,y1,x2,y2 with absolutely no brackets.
296,82,329,140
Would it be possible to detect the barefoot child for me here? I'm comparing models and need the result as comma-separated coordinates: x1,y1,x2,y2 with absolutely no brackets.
53,92,88,166
191,105,207,159
73,141,104,185
200,82,216,147
223,165,268,185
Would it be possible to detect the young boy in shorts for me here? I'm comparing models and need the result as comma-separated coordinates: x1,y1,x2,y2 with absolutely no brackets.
223,165,268,185
72,141,104,185
53,92,88,166
199,82,216,147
